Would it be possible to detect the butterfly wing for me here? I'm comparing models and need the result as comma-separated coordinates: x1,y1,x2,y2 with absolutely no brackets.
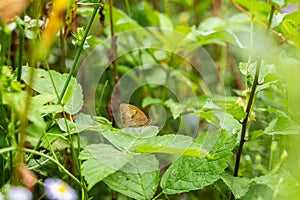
120,103,151,128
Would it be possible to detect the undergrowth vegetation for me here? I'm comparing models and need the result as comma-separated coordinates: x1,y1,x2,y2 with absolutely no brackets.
0,0,300,199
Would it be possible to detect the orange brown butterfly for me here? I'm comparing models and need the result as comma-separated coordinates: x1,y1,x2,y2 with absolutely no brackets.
119,103,151,128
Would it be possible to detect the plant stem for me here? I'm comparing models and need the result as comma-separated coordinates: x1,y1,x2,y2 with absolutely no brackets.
109,0,119,83
17,24,24,81
234,59,261,177
58,1,102,103
233,1,276,178
0,146,81,186
60,30,67,73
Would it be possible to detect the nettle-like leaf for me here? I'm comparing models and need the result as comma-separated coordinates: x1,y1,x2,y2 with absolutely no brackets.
104,154,160,200
226,105,246,121
239,62,277,91
56,113,109,134
79,126,160,191
21,66,83,115
3,91,62,128
135,134,209,157
165,99,184,119
221,172,251,199
101,126,160,151
78,144,135,190
160,130,236,194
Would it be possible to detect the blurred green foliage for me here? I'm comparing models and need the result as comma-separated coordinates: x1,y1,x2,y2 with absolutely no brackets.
0,0,300,199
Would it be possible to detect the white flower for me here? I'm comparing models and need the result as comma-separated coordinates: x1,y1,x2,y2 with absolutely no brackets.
0,192,4,200
44,178,77,200
7,186,32,200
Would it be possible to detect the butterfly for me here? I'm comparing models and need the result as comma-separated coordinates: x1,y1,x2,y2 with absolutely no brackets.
119,103,151,128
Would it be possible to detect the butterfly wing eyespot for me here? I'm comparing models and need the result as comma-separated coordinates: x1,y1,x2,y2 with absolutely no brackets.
120,103,151,128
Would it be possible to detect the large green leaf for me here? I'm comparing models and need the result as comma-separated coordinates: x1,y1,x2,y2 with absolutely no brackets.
265,116,300,135
2,92,61,128
135,134,207,157
21,66,83,115
81,158,115,190
79,144,135,189
101,126,159,151
160,130,236,194
252,168,300,198
104,154,160,200
221,173,251,199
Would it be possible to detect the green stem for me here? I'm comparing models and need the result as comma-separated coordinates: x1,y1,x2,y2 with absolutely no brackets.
109,0,119,83
0,147,81,186
124,0,132,17
97,80,109,116
45,60,87,196
17,24,24,81
58,2,102,103
152,191,163,200
60,30,67,73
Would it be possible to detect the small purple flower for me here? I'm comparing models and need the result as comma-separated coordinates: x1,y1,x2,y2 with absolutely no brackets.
281,3,299,14
7,186,32,200
44,178,77,200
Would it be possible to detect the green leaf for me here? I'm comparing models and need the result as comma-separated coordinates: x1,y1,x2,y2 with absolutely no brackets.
265,116,300,135
233,0,270,20
227,105,246,121
239,62,276,90
104,154,160,200
56,118,78,133
252,168,300,198
101,126,159,151
135,134,209,157
81,158,115,190
2,92,59,128
221,173,251,199
165,99,183,119
158,13,174,30
250,130,265,140
120,126,160,138
280,11,300,46
104,6,141,32
21,66,83,115
142,97,164,108
160,131,236,194
79,144,135,187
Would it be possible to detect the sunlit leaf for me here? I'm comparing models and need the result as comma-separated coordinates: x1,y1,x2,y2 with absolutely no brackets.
104,154,159,200
160,131,236,194
21,66,83,115
165,99,184,119
79,144,135,189
221,173,251,199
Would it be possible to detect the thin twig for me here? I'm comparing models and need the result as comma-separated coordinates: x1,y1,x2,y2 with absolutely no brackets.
109,0,118,83
233,1,276,178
